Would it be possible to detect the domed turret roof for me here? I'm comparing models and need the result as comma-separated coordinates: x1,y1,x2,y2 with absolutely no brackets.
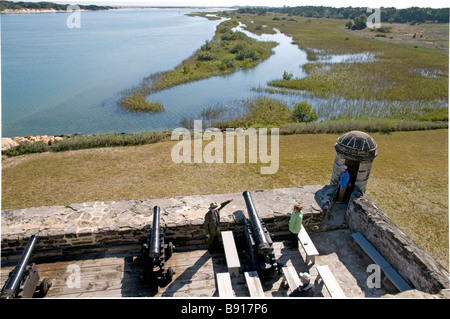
335,131,377,160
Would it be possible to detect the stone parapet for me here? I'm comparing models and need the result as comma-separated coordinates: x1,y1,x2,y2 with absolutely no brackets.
1,185,336,255
346,187,449,294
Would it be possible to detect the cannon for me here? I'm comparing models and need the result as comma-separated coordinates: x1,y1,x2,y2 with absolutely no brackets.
241,191,282,277
139,206,175,283
0,235,52,299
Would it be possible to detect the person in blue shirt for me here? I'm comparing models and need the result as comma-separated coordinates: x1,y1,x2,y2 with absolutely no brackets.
337,165,350,203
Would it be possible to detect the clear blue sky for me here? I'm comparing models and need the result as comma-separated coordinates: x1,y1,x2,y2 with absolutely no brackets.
39,0,448,9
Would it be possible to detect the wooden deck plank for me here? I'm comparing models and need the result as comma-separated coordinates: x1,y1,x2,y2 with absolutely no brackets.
244,271,265,297
315,265,346,298
217,272,235,297
221,231,241,277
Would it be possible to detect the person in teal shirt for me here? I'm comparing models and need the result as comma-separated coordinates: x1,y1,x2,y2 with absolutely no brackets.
288,204,303,250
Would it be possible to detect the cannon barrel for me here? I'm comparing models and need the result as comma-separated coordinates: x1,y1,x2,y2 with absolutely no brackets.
242,191,272,255
139,206,175,283
0,235,38,298
148,206,161,259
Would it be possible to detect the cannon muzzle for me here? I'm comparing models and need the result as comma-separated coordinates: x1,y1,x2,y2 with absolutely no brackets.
242,191,272,255
149,206,161,259
0,235,38,298
1,235,51,298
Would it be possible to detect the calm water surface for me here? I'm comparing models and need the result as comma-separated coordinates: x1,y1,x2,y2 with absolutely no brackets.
1,9,225,136
1,9,376,137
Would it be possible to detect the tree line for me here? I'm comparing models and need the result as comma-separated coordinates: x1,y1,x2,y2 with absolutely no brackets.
237,6,449,23
0,1,113,11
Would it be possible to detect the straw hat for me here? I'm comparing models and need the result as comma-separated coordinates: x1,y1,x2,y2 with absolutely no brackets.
209,202,219,210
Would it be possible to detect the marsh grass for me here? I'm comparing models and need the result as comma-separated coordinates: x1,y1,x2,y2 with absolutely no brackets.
312,97,448,121
180,95,448,133
227,12,448,104
2,141,51,157
118,94,164,113
181,97,295,129
253,85,448,122
279,118,448,134
2,131,170,157
227,97,292,128
269,60,448,102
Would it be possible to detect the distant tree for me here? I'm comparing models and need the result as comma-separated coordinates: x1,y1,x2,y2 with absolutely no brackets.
292,102,318,123
262,6,449,24
240,6,450,24
352,14,367,30
345,20,353,29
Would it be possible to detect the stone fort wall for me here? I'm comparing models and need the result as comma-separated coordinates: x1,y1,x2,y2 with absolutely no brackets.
1,185,448,295
1,185,334,254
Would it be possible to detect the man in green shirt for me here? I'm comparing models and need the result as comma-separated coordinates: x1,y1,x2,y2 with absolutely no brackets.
204,199,233,254
288,204,303,250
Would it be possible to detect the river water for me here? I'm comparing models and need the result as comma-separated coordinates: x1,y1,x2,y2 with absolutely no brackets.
1,9,306,137
1,9,223,136
1,9,379,137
